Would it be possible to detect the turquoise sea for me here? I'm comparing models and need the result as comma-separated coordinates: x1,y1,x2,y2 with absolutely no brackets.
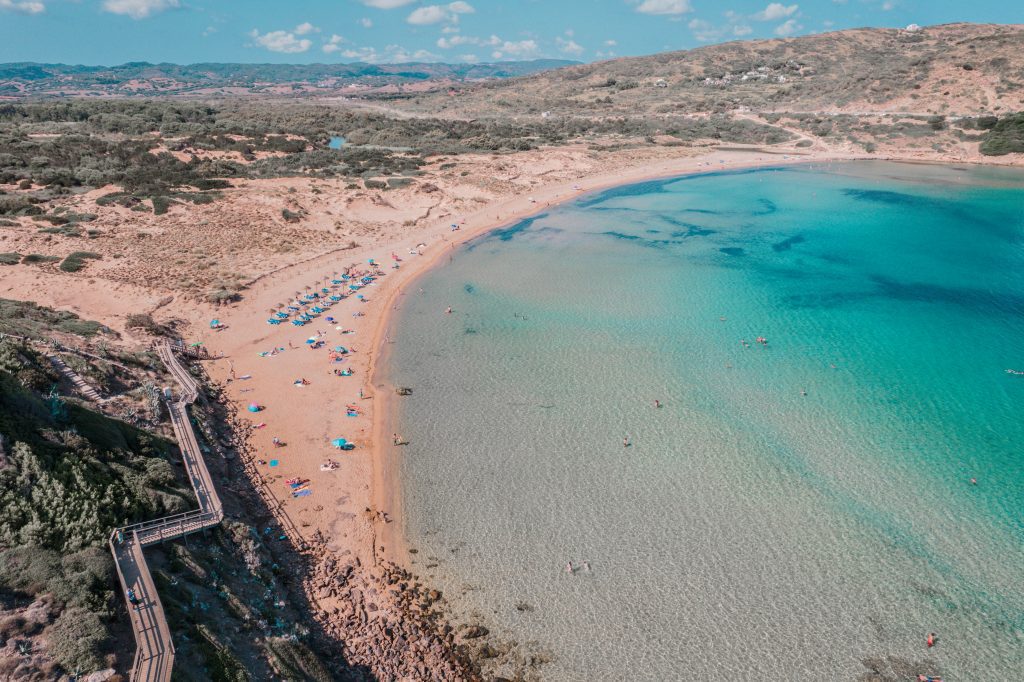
385,161,1024,680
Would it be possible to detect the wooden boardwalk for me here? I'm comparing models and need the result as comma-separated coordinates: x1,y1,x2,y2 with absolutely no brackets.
46,352,104,402
109,340,224,682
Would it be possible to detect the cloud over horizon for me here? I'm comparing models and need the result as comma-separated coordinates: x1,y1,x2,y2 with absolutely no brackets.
102,0,180,19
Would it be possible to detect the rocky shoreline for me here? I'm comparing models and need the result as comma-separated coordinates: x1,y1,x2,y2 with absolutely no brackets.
201,370,519,681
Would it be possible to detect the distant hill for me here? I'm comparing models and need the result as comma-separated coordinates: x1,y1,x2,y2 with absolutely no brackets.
403,23,1024,118
0,59,579,98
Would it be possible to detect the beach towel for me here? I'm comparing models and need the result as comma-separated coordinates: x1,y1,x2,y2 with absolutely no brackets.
269,459,279,467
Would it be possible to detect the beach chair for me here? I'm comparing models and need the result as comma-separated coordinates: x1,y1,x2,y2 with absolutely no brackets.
292,319,306,326
267,319,280,325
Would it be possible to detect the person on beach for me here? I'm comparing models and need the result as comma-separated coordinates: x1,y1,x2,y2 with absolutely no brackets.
582,561,591,572
926,632,937,648
565,561,574,574
623,436,631,448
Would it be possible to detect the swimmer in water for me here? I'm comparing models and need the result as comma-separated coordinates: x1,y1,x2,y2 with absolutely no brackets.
654,399,661,408
445,306,452,314
623,436,631,448
565,561,574,574
927,632,937,648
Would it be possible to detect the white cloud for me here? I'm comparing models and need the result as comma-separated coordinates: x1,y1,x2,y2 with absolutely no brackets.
407,5,446,24
407,1,474,25
437,33,500,49
360,17,373,28
332,43,439,63
881,0,895,9
249,28,313,54
0,0,44,14
633,0,692,15
322,34,345,53
556,36,584,56
688,18,721,42
458,53,479,62
491,39,539,60
774,18,801,36
753,3,798,21
732,24,752,36
294,22,318,35
358,0,415,8
604,39,618,46
102,0,179,19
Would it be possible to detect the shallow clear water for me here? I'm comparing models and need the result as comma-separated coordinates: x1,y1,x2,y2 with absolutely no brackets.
386,161,1024,680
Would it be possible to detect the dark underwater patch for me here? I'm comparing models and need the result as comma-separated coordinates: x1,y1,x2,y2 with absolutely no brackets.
720,247,746,256
842,188,931,207
772,234,806,252
466,215,546,251
602,231,642,241
464,283,475,294
752,198,778,216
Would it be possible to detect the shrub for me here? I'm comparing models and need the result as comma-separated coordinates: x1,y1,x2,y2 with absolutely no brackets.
0,252,21,265
125,313,167,336
45,607,107,674
21,254,60,264
980,113,1024,155
151,196,172,215
59,251,102,273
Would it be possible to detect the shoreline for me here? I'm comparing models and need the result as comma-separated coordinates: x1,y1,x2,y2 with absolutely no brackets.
365,147,859,566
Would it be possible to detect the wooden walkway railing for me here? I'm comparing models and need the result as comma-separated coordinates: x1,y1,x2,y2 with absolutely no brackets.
109,340,224,682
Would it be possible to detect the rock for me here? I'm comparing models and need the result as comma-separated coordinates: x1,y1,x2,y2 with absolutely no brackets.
461,625,488,639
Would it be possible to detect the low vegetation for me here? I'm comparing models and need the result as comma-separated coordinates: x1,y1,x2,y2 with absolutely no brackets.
0,298,106,338
980,112,1024,155
0,337,194,674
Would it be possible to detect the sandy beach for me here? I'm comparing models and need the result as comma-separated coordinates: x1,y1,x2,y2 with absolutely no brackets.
4,140,1021,676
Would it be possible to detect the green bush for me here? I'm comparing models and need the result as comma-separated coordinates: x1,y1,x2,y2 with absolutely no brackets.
21,253,60,264
980,113,1024,156
0,252,20,265
45,607,108,673
0,299,104,338
59,251,101,272
151,196,172,215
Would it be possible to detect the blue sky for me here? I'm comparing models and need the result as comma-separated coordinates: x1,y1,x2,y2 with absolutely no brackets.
0,0,1020,65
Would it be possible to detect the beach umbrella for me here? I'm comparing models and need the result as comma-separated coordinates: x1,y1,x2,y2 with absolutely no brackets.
334,346,347,352
210,319,220,328
305,339,316,345
247,403,261,413
326,316,335,322
331,438,348,448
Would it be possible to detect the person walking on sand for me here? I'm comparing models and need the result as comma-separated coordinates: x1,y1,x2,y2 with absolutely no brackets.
565,561,574,574
927,632,937,648
393,433,403,446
